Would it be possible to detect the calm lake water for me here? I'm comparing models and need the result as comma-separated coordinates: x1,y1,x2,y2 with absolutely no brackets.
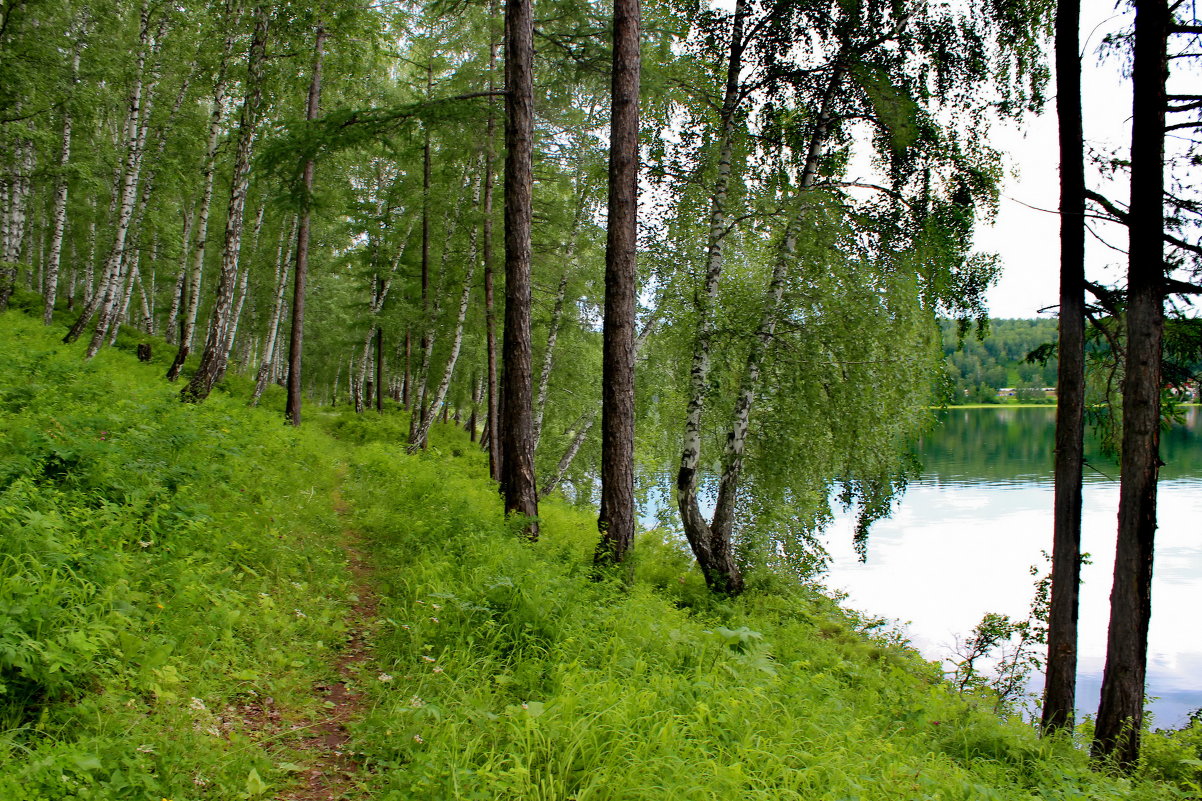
824,406,1202,728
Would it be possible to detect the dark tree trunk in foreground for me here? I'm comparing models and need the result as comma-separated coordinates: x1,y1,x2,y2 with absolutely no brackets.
501,0,538,537
595,0,640,568
1092,0,1168,769
284,25,326,425
1041,0,1086,735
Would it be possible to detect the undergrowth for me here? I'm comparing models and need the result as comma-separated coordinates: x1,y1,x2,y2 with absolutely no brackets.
2,307,1198,799
0,311,350,799
335,420,1195,800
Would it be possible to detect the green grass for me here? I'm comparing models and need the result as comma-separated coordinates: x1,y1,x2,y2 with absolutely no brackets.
2,306,1199,800
334,420,1198,800
0,310,351,799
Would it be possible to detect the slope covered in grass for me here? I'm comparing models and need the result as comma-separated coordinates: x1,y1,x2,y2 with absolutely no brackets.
1,309,1197,800
336,423,1194,799
0,311,352,798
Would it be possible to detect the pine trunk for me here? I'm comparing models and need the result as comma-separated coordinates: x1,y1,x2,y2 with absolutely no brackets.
1092,0,1168,769
501,0,539,536
595,0,640,567
1042,0,1087,734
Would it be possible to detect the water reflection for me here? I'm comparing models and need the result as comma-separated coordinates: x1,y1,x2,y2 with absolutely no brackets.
825,406,1202,728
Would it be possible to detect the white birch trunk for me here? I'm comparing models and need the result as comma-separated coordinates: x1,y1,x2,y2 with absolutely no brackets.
42,43,78,324
251,217,297,404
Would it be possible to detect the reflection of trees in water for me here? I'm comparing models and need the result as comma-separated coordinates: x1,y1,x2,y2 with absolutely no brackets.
915,407,1202,482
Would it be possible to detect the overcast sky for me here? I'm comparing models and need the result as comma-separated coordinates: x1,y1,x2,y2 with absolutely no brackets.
976,5,1133,319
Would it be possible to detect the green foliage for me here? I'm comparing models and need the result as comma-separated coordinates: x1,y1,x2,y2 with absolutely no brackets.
941,318,1060,404
0,311,349,799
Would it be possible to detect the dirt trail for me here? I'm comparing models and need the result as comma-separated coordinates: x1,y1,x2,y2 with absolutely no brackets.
279,502,378,800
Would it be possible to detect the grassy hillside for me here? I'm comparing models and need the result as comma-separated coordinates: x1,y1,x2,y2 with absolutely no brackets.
1,309,1198,799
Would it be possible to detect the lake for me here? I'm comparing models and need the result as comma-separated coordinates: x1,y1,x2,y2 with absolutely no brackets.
824,405,1202,728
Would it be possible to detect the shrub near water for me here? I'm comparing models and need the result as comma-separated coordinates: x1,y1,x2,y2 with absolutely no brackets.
0,312,348,799
338,419,1179,801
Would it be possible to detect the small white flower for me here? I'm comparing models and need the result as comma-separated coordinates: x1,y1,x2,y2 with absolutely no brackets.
409,695,424,708
294,609,307,618
431,603,442,611
139,541,153,548
432,666,444,674
136,744,155,754
413,733,424,744
190,697,207,712
378,673,394,683
430,617,439,623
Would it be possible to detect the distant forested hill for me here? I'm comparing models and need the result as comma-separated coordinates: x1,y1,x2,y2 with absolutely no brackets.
940,319,1060,404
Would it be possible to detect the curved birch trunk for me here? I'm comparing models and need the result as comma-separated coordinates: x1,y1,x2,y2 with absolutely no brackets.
676,0,749,594
408,221,479,450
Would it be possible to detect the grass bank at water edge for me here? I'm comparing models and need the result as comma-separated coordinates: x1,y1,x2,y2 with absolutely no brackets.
1,307,1199,799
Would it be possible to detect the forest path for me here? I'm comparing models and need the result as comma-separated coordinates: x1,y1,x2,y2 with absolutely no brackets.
278,490,378,800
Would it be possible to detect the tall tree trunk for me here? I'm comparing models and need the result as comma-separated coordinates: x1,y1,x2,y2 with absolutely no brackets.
0,130,33,310
251,217,297,405
164,207,194,344
167,24,235,380
43,38,82,325
484,0,501,480
86,11,169,357
64,3,154,343
409,66,434,435
409,211,479,450
376,323,384,412
284,24,326,424
532,265,570,450
595,0,641,568
402,327,411,407
184,4,269,402
220,264,251,365
1042,0,1087,735
501,0,539,536
1092,0,1168,769
676,0,749,594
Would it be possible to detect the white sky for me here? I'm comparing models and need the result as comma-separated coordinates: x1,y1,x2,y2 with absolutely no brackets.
977,5,1134,318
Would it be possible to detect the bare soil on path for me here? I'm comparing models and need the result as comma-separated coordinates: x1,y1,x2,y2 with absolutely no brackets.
278,498,379,800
